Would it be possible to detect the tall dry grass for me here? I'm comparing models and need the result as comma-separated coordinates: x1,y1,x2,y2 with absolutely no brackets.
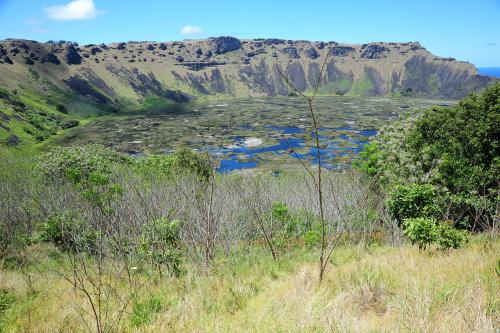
1,237,498,332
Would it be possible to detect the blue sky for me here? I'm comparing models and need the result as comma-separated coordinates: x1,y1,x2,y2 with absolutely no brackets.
0,0,499,66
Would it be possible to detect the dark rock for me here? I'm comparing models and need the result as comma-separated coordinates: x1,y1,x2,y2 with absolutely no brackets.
99,43,108,50
10,47,20,55
271,52,278,58
360,44,389,59
117,42,126,50
330,46,355,57
316,42,326,49
176,55,184,62
181,61,226,71
41,52,61,64
211,36,242,54
409,42,423,51
246,48,266,57
205,50,213,58
159,43,167,50
65,44,82,65
29,52,38,60
24,57,34,65
195,48,203,55
2,56,14,64
282,47,300,59
17,42,29,50
305,47,319,59
263,38,286,46
147,44,155,51
90,47,102,55
253,41,263,48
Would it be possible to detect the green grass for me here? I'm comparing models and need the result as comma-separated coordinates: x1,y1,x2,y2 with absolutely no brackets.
0,237,498,332
349,77,375,96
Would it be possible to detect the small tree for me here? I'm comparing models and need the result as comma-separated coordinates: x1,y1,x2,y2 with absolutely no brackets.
138,217,182,276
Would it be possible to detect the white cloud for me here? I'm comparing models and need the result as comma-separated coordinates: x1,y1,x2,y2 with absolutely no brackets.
180,25,202,35
44,0,100,21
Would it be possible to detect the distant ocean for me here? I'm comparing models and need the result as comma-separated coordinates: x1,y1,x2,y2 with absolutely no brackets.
477,67,500,78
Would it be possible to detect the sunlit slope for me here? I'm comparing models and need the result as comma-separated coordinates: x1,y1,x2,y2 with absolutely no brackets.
0,37,495,146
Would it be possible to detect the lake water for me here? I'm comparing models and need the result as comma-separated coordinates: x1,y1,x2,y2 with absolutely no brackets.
56,96,456,172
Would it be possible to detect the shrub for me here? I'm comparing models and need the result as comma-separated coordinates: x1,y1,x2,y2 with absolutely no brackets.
36,144,129,182
138,217,182,276
403,217,468,250
39,211,96,253
403,217,438,249
135,154,175,175
303,229,321,248
271,202,296,248
357,82,500,228
130,294,163,327
435,222,468,250
135,147,212,181
352,141,381,176
171,147,212,181
386,183,440,223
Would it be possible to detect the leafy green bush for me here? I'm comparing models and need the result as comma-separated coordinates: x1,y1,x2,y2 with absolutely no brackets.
435,222,468,250
357,82,500,228
36,144,129,182
135,154,175,175
386,183,440,224
403,217,468,250
39,211,96,253
352,141,381,176
135,147,212,180
403,217,438,249
138,217,182,276
303,229,321,248
171,147,212,181
130,294,163,327
271,202,296,248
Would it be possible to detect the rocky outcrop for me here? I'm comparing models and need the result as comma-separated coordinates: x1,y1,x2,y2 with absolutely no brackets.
360,44,389,59
305,47,320,59
65,45,82,65
330,46,355,57
283,47,300,59
41,52,60,64
211,36,242,54
0,37,495,104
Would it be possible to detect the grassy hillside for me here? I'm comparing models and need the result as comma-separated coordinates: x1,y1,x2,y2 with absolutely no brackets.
0,37,496,147
0,238,498,332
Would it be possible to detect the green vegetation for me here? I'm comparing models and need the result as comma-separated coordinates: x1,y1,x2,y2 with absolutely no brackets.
0,83,498,332
356,82,500,234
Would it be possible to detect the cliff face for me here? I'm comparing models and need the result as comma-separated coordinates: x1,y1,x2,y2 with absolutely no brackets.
0,36,495,106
